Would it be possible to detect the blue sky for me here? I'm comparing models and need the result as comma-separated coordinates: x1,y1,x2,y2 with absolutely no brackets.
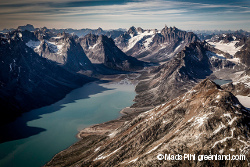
0,0,249,31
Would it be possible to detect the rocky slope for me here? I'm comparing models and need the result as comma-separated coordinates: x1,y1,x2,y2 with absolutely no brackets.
234,37,250,67
45,79,250,167
0,30,94,125
80,34,145,72
222,70,250,96
23,29,95,75
115,26,199,62
132,41,236,108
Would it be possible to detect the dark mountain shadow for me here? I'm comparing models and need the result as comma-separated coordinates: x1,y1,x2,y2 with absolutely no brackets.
0,81,112,144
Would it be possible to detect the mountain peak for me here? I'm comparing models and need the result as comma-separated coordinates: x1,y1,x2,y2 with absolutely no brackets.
194,78,221,90
128,26,137,35
136,27,144,33
97,27,104,32
17,24,35,31
46,77,250,166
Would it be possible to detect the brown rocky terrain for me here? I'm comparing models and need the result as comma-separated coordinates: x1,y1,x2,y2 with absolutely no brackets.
45,79,250,167
132,41,236,109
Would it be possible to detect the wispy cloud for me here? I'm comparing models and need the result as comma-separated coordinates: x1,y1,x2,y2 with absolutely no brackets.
0,0,249,30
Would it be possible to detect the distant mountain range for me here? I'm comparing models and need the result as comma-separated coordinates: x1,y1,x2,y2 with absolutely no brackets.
0,24,126,39
115,26,199,62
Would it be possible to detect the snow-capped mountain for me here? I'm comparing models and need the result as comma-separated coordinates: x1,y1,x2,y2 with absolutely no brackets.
46,79,250,167
1,24,125,39
115,26,199,62
132,41,237,108
22,30,95,74
0,30,93,125
80,34,145,72
222,69,250,108
206,33,250,68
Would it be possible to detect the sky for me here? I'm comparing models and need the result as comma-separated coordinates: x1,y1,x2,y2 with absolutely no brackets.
0,0,249,31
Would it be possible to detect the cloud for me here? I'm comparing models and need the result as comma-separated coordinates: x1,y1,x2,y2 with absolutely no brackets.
0,0,249,30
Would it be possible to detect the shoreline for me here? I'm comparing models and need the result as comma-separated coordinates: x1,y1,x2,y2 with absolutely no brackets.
76,106,153,139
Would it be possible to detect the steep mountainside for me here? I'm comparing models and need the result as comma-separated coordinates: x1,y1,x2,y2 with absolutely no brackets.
45,79,250,167
221,70,250,107
1,24,125,39
132,41,236,108
235,37,250,67
0,30,93,125
206,33,249,64
22,30,95,75
50,27,125,39
115,26,199,62
80,34,145,71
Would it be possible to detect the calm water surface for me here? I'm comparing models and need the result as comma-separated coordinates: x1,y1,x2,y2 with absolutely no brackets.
213,79,232,86
0,81,136,167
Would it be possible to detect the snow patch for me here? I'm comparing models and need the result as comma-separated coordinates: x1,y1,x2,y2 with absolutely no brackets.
213,122,226,134
228,117,238,125
219,149,224,154
95,146,101,152
89,43,98,50
191,113,213,128
94,147,123,161
223,113,232,119
146,143,162,154
52,36,63,39
108,131,117,138
128,158,138,163
212,128,235,148
208,41,242,56
229,148,235,152
236,95,250,108
124,30,155,52
26,40,41,51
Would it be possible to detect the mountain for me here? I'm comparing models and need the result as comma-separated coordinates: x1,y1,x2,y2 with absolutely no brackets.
192,30,250,41
234,37,250,67
50,27,125,39
206,32,250,67
79,34,145,72
23,30,95,75
17,24,35,32
221,69,250,104
1,24,125,39
132,41,236,109
115,26,199,62
45,79,250,167
0,30,94,125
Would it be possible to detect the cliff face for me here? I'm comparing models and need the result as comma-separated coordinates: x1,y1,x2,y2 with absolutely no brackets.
132,41,235,109
80,34,145,72
0,30,93,125
45,79,250,167
115,26,199,62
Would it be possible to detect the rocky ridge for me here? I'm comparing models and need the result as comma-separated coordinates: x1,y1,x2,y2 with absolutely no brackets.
80,34,145,72
45,79,250,167
0,30,93,125
115,26,199,62
132,41,236,108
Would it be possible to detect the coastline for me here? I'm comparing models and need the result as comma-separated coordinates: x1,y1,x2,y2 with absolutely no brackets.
76,106,153,139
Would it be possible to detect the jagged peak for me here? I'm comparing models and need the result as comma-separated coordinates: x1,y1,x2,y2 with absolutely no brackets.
136,27,144,33
128,26,137,35
97,27,103,32
193,78,221,91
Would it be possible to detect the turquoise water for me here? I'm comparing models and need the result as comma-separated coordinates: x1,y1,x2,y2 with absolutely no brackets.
0,82,136,167
213,79,232,86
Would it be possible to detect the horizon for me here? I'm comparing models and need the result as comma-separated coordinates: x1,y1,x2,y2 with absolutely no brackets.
0,0,249,31
1,23,249,33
